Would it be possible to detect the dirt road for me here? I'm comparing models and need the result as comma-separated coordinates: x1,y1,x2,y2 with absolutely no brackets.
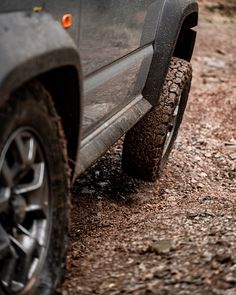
61,4,236,295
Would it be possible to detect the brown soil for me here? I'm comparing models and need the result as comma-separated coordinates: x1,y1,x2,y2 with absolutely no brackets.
61,4,236,295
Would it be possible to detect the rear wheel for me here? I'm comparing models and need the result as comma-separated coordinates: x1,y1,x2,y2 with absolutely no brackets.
122,57,192,182
0,82,70,294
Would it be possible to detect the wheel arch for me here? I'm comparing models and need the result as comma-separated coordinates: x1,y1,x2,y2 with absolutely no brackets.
173,11,198,62
39,66,82,169
0,12,83,172
143,0,198,105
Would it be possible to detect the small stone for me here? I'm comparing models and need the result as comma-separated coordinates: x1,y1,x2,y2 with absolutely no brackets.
215,249,232,264
223,274,236,284
205,152,212,158
191,178,198,184
202,251,213,262
224,141,236,146
211,260,219,270
200,172,208,178
147,280,162,293
81,187,95,194
153,265,167,278
187,212,198,219
194,155,202,162
197,183,205,188
203,56,226,69
98,181,109,188
147,239,175,255
229,153,236,160
229,171,236,179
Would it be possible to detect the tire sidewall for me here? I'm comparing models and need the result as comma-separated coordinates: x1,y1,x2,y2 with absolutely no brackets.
0,87,69,295
159,78,191,172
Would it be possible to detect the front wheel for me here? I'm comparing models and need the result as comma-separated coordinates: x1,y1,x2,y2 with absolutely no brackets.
0,82,70,294
122,57,192,182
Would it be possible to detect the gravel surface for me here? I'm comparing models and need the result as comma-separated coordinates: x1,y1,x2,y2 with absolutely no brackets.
61,4,236,295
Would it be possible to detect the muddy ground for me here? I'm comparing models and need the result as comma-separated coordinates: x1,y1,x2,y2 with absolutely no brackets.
61,3,236,295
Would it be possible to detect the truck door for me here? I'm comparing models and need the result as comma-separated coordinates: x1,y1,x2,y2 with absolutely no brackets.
79,0,156,136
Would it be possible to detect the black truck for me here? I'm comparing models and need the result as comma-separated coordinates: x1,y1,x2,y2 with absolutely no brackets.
0,1,198,294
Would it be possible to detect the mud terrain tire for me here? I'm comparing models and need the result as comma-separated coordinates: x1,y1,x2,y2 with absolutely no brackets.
122,57,192,182
0,82,70,295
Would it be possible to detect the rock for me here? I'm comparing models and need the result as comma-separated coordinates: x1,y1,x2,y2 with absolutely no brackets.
229,171,236,179
199,212,215,218
229,153,236,160
153,265,167,278
199,172,208,178
224,141,236,147
197,183,205,188
223,274,236,284
202,251,213,262
97,181,109,188
187,212,198,219
214,152,222,159
80,187,96,194
215,249,232,264
146,280,162,293
146,239,176,255
211,260,219,270
203,56,226,69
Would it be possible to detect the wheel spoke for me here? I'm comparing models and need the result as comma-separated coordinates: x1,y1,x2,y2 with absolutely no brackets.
17,225,33,238
27,137,37,164
14,163,45,195
1,161,13,187
14,135,28,166
0,188,10,214
0,245,18,288
14,134,37,168
0,224,11,258
9,234,40,289
17,224,46,247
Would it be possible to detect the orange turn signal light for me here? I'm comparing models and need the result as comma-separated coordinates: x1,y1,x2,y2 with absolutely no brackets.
62,14,73,29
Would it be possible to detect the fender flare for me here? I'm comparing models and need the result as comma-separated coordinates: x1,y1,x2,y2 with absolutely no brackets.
0,12,82,102
0,11,83,169
143,0,198,105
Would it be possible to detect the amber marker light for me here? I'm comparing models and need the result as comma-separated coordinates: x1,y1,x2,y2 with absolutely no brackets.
62,14,73,29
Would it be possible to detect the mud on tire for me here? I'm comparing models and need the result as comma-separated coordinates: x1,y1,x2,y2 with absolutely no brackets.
0,82,70,294
122,57,192,182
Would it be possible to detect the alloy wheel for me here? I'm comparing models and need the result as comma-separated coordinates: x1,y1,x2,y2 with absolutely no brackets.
0,128,50,294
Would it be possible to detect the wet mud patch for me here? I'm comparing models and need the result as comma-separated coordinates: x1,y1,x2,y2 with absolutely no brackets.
74,139,143,204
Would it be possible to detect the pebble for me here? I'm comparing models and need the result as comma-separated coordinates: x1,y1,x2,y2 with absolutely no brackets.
98,181,109,188
203,56,226,69
146,239,175,255
197,183,205,188
200,172,208,178
215,250,232,264
187,212,198,219
202,251,213,262
229,153,236,160
80,187,96,194
223,274,236,284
